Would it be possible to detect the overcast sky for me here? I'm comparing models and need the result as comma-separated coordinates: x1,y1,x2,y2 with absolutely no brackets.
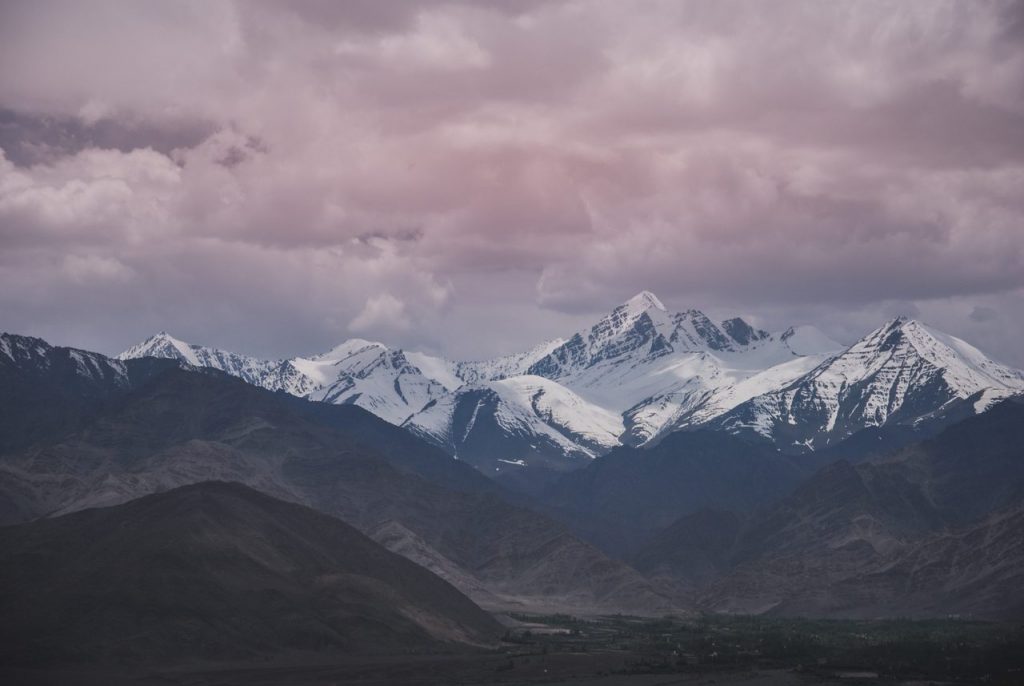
1,0,1023,365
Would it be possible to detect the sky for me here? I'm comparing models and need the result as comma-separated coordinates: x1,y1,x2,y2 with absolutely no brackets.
1,0,1023,365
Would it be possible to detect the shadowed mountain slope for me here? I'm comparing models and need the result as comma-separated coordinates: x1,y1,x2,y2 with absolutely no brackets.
635,401,1024,618
0,481,501,665
541,430,809,554
0,345,677,615
0,333,182,455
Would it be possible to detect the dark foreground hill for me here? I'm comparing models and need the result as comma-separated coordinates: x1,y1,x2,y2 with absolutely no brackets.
0,481,501,666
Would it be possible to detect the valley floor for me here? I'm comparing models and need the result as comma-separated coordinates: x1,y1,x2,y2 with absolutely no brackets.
4,614,1022,686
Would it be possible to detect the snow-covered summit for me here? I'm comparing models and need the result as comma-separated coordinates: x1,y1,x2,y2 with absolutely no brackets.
810,317,1024,407
525,293,756,381
114,294,844,466
298,340,450,425
308,338,387,362
118,331,198,364
897,319,1024,393
2,331,144,393
116,295,1023,472
403,374,625,472
622,290,667,314
1,332,54,368
492,293,835,446
714,316,1024,449
117,332,277,387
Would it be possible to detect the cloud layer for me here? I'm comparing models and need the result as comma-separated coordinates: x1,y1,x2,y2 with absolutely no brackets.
1,0,1023,364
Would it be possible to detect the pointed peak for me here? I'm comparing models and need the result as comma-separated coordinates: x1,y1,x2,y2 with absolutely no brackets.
883,315,920,330
150,331,196,349
864,317,974,359
118,330,200,364
312,338,389,361
621,290,666,313
144,330,186,342
874,316,926,341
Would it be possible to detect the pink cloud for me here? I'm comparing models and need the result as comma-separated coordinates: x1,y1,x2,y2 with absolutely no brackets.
0,0,1022,365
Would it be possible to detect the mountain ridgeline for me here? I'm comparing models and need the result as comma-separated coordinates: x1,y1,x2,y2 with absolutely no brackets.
0,334,677,617
116,292,1024,482
1,291,1023,667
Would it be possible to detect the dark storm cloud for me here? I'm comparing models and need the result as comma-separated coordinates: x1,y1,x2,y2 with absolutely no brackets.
0,0,1023,365
257,0,557,33
0,108,214,166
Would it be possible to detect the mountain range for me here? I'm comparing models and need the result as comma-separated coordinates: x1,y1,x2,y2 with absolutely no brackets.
0,333,676,616
7,291,1024,589
117,292,1024,483
2,292,1024,665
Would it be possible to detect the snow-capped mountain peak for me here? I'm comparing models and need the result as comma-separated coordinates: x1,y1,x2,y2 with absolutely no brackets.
503,294,838,448
526,293,779,384
3,331,139,391
714,316,1024,449
118,332,279,388
279,340,448,425
1,332,53,366
115,295,1023,473
525,292,678,380
622,290,667,314
833,316,1023,394
309,338,388,362
118,331,201,365
872,317,1024,397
